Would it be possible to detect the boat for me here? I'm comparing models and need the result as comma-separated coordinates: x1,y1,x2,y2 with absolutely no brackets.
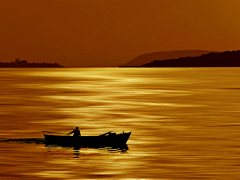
43,131,131,148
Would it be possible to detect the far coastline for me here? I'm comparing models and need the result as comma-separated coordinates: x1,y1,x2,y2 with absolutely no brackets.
0,58,64,68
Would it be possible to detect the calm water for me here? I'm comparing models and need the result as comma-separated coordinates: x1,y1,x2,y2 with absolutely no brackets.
0,67,240,179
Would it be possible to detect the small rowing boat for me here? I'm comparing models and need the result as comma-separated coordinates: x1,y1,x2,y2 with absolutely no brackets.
43,131,131,147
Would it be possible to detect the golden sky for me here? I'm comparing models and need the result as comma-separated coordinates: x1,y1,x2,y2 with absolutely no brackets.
0,0,240,67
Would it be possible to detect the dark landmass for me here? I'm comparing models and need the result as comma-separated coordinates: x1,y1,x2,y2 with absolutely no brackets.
120,50,213,67
0,58,64,68
141,50,240,67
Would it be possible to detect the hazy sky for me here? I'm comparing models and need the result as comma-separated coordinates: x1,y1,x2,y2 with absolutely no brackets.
0,0,240,67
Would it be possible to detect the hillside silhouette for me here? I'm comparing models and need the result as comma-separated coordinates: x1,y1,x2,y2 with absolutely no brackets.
120,50,212,67
141,50,240,67
0,58,64,67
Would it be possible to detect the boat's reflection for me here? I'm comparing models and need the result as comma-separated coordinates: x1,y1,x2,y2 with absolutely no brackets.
45,142,129,155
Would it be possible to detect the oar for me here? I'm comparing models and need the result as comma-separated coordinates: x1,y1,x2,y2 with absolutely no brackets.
42,131,69,135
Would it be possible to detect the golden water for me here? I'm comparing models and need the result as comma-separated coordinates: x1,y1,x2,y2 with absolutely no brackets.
0,68,240,179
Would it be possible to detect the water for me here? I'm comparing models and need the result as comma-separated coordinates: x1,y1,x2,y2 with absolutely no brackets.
0,67,240,179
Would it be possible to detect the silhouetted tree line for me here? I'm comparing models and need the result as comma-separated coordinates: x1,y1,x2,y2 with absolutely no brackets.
141,50,240,67
0,58,64,67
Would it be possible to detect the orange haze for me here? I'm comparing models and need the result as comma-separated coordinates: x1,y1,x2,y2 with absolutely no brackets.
0,0,239,67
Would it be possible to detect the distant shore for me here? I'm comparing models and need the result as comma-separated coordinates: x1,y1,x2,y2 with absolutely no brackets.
0,59,64,68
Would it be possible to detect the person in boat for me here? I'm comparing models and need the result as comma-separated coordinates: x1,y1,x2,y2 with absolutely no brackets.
67,127,81,136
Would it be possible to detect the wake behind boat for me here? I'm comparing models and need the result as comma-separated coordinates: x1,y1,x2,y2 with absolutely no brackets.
43,131,131,147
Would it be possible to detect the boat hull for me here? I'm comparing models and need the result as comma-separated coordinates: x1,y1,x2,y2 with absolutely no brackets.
44,132,131,147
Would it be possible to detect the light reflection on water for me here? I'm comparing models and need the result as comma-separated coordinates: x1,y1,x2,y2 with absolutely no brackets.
0,68,240,179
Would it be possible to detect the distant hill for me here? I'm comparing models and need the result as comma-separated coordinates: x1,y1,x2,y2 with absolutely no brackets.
141,50,240,67
120,50,213,67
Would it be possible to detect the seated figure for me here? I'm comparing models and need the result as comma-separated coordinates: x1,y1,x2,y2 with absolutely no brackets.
67,127,81,136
